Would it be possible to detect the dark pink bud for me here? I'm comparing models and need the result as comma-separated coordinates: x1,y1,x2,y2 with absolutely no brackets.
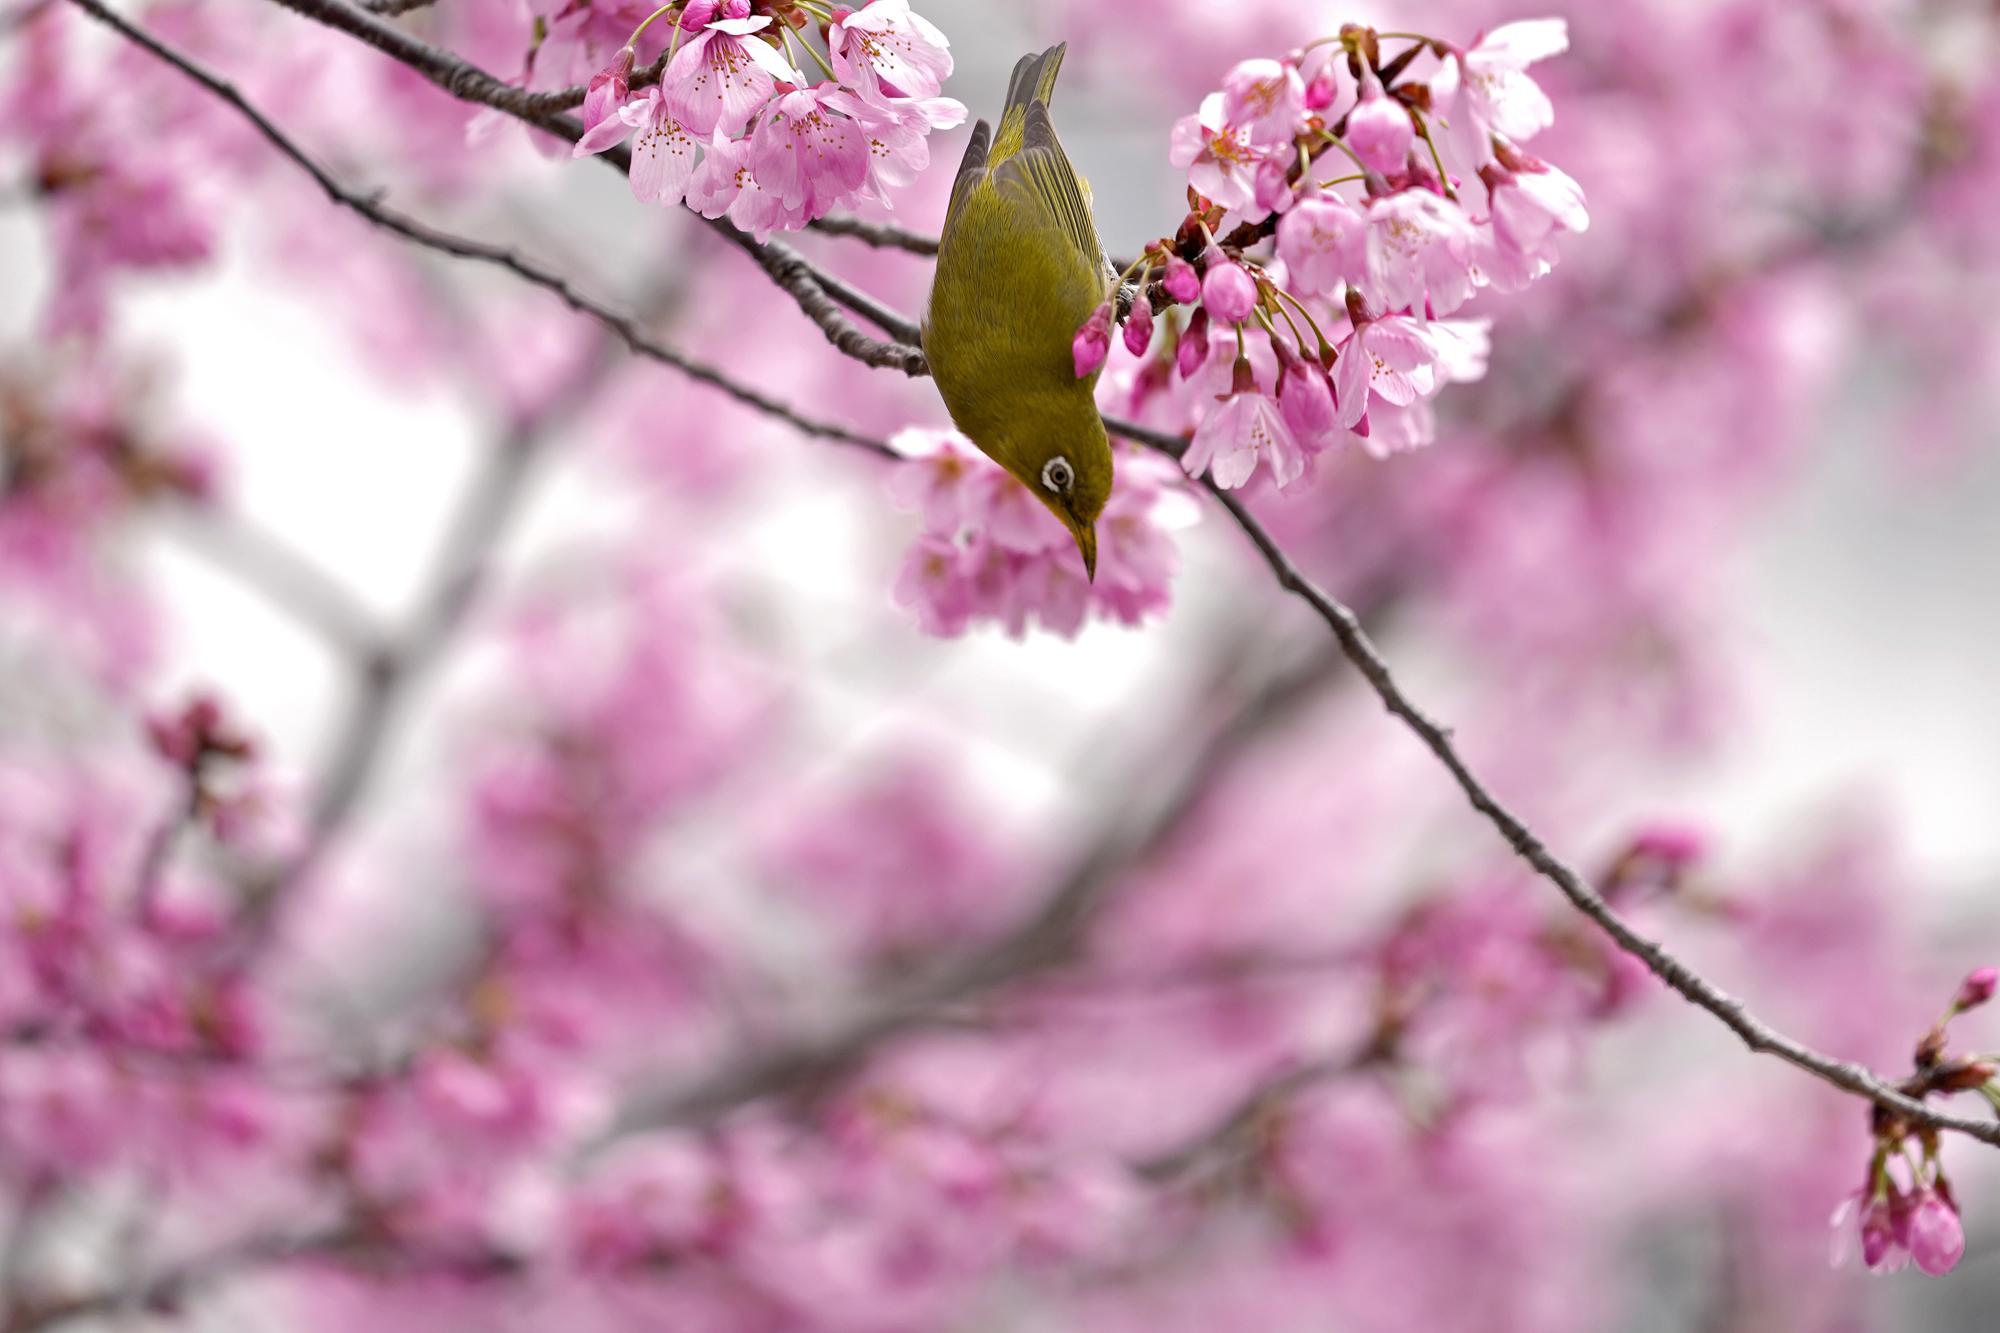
1162,255,1200,304
1177,309,1210,379
721,0,750,18
1304,66,1339,111
1072,302,1113,378
1954,967,1998,1012
1860,1197,1902,1271
1123,299,1154,357
1909,1191,1965,1276
681,0,721,29
1201,256,1257,325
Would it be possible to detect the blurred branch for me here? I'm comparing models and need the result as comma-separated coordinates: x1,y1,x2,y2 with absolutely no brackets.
65,0,890,455
355,0,431,12
1135,1037,1393,1183
595,644,1348,1146
163,504,385,658
5,1227,350,1333
238,342,618,938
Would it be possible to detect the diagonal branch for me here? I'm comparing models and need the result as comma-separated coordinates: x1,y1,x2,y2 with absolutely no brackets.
593,647,1347,1146
65,0,890,456
252,0,929,374
1201,484,2000,1148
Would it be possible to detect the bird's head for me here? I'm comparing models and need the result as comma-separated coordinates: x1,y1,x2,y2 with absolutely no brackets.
1002,412,1112,582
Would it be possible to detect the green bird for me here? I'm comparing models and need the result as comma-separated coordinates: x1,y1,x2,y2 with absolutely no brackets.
922,43,1114,581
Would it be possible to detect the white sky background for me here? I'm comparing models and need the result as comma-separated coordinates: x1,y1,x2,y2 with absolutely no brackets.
2,0,2000,1326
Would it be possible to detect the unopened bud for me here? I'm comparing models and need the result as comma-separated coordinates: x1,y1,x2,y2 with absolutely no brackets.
1177,308,1210,379
1955,967,1998,1013
1123,298,1154,357
1071,303,1113,379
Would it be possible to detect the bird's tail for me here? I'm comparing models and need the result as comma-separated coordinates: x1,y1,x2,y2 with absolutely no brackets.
993,43,1066,160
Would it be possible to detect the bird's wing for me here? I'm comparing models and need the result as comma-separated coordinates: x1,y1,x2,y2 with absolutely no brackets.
946,118,992,223
991,99,1104,278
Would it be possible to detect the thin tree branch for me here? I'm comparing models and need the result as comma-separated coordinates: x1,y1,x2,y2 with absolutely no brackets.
1200,484,2000,1149
355,0,430,13
251,0,929,373
234,336,626,946
805,214,940,256
1136,1038,1392,1182
65,0,889,456
594,646,1347,1147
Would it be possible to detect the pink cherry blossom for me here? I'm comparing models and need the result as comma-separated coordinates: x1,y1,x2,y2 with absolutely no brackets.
1430,19,1569,169
1365,188,1479,317
1182,365,1307,491
1220,57,1305,146
828,0,954,100
663,14,801,138
1278,190,1366,296
751,82,871,219
1162,255,1201,304
1480,158,1590,291
1169,91,1289,223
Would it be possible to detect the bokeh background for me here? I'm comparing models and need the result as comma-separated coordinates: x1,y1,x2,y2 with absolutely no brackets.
2,0,1999,1327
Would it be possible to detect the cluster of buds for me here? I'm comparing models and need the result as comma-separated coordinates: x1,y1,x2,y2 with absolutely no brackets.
1833,966,2000,1276
1077,21,1584,492
573,0,964,236
145,692,262,843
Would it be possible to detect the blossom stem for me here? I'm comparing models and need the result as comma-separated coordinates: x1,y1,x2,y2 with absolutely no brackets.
1316,171,1367,189
1315,129,1373,176
626,2,677,47
786,25,838,82
1411,110,1458,199
1267,284,1336,361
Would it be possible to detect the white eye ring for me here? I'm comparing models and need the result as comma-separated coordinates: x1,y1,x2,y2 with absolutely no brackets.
1041,456,1074,495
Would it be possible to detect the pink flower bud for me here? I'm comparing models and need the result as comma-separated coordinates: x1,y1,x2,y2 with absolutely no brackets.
582,46,636,130
1859,1196,1902,1270
1345,69,1413,175
1201,257,1257,324
1304,65,1340,111
1909,1191,1965,1276
1177,308,1210,379
1162,255,1200,304
1275,339,1335,443
1072,303,1112,378
1955,966,1998,1012
680,0,719,29
1123,299,1154,357
721,0,749,18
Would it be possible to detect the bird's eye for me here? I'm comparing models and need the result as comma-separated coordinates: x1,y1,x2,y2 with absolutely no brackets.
1041,456,1074,495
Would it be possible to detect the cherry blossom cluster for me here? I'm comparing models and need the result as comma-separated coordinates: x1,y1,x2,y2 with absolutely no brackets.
1831,966,2000,1276
1081,21,1584,492
886,429,1190,638
572,0,964,236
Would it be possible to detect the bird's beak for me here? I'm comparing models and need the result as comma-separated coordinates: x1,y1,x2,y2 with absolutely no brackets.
1068,518,1097,583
